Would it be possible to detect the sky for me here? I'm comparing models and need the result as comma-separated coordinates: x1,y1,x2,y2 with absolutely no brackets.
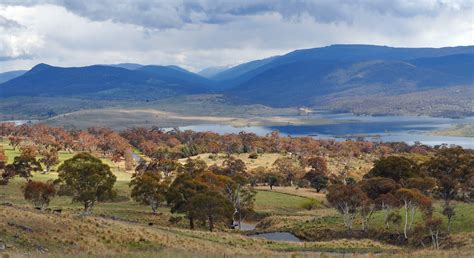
0,0,473,72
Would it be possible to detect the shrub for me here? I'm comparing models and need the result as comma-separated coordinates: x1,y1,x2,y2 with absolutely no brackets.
23,180,57,210
248,153,259,159
301,198,319,210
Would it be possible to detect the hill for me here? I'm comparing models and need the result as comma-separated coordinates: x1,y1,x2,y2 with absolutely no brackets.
0,70,26,83
0,44,473,119
220,45,474,116
0,63,211,101
198,65,232,78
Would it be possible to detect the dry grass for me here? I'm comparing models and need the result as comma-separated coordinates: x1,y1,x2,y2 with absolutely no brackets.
255,186,326,201
184,153,286,170
0,205,401,257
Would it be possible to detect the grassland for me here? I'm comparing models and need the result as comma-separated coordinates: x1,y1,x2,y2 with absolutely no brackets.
427,124,474,137
1,139,473,257
0,94,339,130
0,138,398,257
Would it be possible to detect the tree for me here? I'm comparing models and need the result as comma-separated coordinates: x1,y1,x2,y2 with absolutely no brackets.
220,175,256,229
39,148,59,173
8,135,22,150
187,190,233,231
264,173,280,190
272,157,304,186
178,158,208,177
221,157,247,177
365,156,421,183
425,218,442,249
57,153,116,214
308,172,329,193
424,147,474,233
130,171,168,214
23,180,56,210
124,148,134,171
4,154,42,181
19,144,39,160
139,157,180,178
166,173,209,229
404,177,436,195
306,156,329,174
376,193,401,229
0,146,7,184
396,188,432,239
326,184,367,231
0,145,7,168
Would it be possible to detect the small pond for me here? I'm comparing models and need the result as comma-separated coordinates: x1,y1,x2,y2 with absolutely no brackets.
250,232,302,242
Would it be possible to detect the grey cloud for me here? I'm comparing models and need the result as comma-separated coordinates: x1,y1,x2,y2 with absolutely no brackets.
0,15,22,28
0,54,34,61
1,0,471,29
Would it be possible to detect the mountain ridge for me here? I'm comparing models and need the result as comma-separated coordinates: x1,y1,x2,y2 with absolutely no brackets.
0,44,472,118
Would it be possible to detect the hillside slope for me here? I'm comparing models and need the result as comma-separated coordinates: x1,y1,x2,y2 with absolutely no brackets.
0,70,26,84
222,45,473,116
0,64,211,101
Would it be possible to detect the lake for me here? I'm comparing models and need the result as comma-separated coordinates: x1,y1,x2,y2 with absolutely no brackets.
178,113,474,149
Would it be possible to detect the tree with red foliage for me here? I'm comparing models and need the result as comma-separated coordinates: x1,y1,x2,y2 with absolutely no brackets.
23,180,56,210
39,148,59,173
326,184,368,231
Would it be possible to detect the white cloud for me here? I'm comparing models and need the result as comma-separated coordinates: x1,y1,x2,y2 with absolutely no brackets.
0,0,472,72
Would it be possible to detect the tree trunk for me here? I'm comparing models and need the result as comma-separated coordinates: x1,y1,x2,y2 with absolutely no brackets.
189,217,195,230
84,201,94,215
409,206,416,230
403,202,409,239
447,216,452,234
208,216,214,232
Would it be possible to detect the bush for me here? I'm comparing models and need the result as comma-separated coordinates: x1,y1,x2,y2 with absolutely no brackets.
23,180,57,210
208,154,218,160
169,216,183,224
248,153,259,159
301,198,319,210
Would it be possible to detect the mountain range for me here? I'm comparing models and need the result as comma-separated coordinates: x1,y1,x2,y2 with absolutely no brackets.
0,44,473,117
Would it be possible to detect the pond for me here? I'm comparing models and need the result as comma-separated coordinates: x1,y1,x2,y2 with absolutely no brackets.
250,232,302,242
178,113,474,149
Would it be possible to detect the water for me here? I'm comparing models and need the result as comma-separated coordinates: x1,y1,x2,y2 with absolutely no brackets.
250,232,302,242
178,113,474,149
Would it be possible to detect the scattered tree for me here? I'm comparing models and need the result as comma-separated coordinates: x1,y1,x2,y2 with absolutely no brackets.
327,184,367,231
57,153,116,214
23,180,56,210
130,171,168,214
39,148,59,173
187,190,233,231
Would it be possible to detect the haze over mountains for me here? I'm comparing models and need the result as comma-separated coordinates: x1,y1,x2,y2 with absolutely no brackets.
0,44,473,118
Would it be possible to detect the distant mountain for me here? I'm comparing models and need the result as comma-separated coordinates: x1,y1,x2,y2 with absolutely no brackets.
211,56,279,85
224,45,474,108
408,54,474,79
0,70,27,83
0,63,211,100
136,65,216,90
198,65,232,78
109,63,144,70
1,44,473,118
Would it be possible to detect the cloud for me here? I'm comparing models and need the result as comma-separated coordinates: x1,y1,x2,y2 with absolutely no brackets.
0,14,21,28
0,11,43,62
0,0,472,72
2,0,472,29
